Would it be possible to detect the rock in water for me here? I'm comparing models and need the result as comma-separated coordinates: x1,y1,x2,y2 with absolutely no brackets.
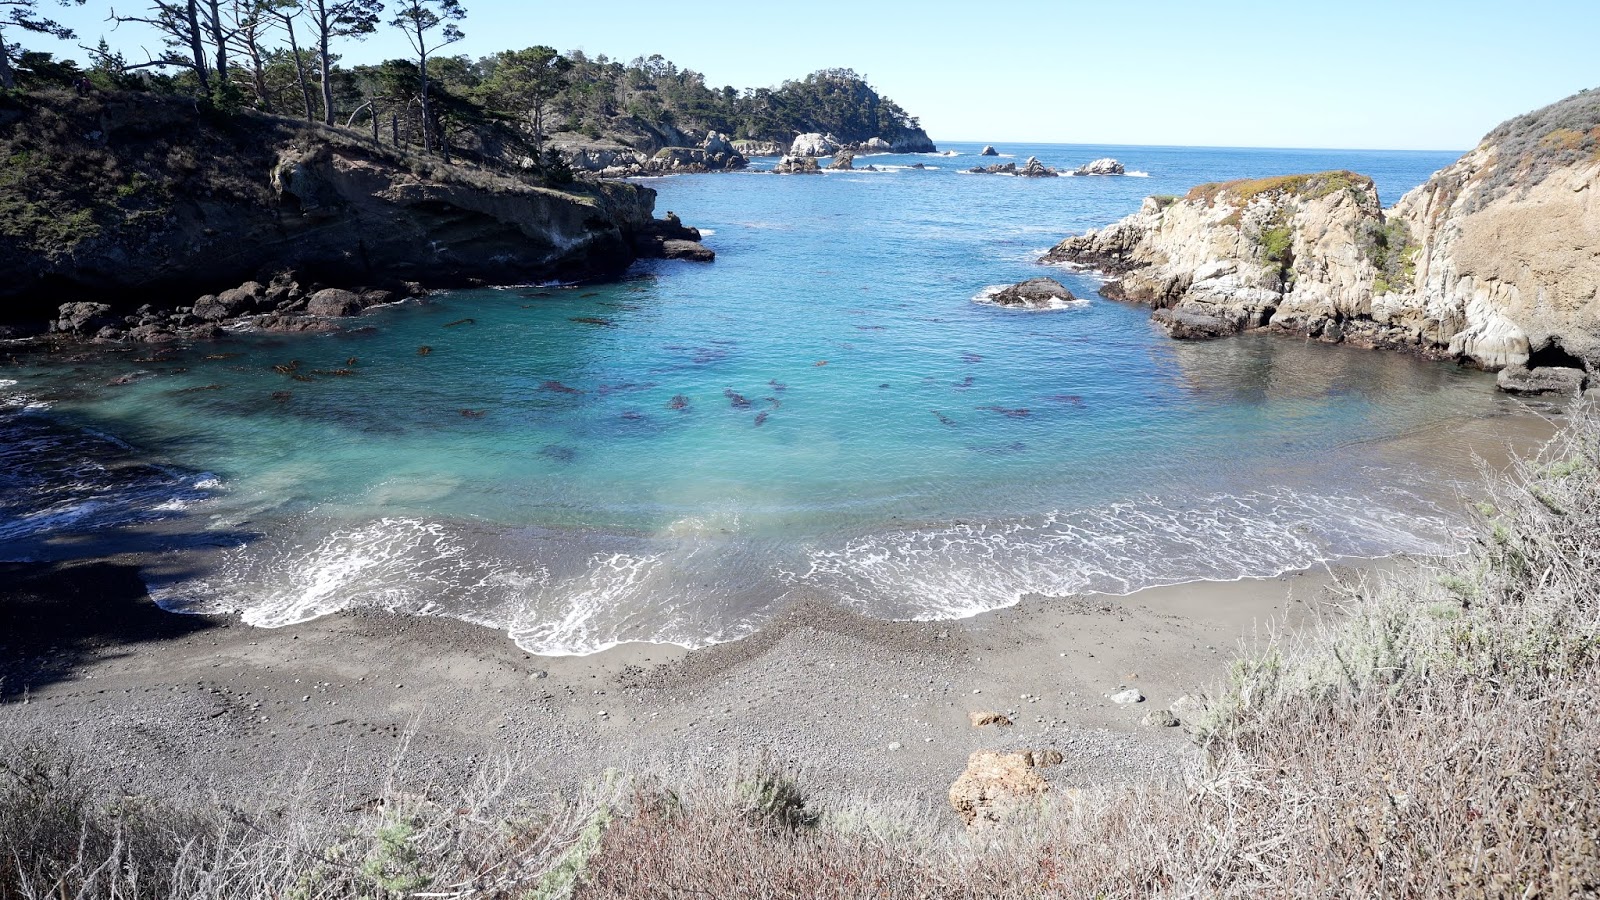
775,156,822,175
862,137,893,153
305,288,365,317
789,133,840,157
986,277,1080,310
949,749,1062,829
1073,157,1126,176
1018,156,1058,177
827,149,856,171
53,302,118,334
1496,364,1588,395
658,240,716,262
980,145,999,156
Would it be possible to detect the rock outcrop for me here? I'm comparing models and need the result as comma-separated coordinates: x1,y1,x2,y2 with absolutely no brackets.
790,133,841,157
860,137,894,153
1073,157,1125,176
827,149,856,171
969,162,1018,175
980,145,999,156
732,139,785,157
1018,156,1058,177
1042,87,1600,386
949,749,1063,829
774,156,822,175
0,92,699,331
982,277,1081,310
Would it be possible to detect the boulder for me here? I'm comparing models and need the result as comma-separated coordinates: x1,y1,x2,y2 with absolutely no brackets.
1152,308,1239,340
980,145,999,156
987,277,1080,310
1142,709,1181,727
949,749,1062,829
969,711,1013,728
701,131,734,155
1018,156,1058,177
1073,157,1126,176
969,163,1017,175
827,149,856,171
194,281,265,321
1110,688,1145,705
1496,364,1588,395
861,137,893,153
128,323,179,343
774,156,822,175
790,133,840,157
658,240,716,262
305,288,365,317
54,302,118,334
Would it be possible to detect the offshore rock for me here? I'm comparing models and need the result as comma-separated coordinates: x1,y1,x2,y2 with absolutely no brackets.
861,137,893,153
980,145,999,156
969,162,1018,175
305,288,365,317
1018,156,1058,177
775,156,822,175
1073,157,1126,176
827,149,856,171
986,277,1080,310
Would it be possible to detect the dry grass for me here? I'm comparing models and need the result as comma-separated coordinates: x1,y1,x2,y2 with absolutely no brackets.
1184,170,1375,206
3,405,1597,898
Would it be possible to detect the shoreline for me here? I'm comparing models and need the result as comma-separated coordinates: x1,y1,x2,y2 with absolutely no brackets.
0,553,1362,811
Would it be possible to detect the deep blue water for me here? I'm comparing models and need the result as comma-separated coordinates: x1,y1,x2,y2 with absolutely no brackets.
2,142,1531,654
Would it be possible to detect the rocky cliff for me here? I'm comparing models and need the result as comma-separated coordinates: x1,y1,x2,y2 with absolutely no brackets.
0,91,671,324
1043,89,1600,384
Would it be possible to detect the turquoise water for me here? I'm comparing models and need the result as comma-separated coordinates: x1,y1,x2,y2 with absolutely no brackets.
1,142,1526,653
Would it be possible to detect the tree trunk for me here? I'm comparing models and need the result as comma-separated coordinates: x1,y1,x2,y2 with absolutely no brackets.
0,25,14,91
206,0,228,90
316,1,333,126
417,24,432,154
283,17,314,123
186,0,211,95
245,36,270,111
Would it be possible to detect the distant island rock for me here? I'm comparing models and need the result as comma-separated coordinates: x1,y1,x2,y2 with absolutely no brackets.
969,162,1017,175
1073,158,1126,176
981,277,1081,310
980,146,999,156
1018,156,1058,177
1040,88,1600,390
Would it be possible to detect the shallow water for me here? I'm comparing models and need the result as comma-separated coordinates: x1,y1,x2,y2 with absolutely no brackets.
1,142,1536,654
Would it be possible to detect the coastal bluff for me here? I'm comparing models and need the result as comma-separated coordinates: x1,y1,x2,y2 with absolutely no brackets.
0,91,675,325
1043,89,1600,383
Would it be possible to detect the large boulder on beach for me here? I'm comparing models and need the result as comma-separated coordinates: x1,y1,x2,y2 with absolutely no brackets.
1018,156,1058,177
980,145,999,156
949,749,1063,830
790,133,840,157
1073,157,1126,176
305,288,365,317
53,301,118,334
1496,364,1588,395
987,277,1080,310
775,155,822,175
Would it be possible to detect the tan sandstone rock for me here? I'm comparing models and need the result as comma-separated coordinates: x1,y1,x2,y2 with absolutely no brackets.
949,749,1062,829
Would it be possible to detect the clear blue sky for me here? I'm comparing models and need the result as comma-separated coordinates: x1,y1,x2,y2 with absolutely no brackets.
29,0,1600,150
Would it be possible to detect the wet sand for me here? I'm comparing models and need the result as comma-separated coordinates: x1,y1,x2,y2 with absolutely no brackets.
1,554,1364,812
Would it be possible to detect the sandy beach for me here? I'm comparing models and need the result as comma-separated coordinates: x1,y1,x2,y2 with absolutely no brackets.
1,554,1365,813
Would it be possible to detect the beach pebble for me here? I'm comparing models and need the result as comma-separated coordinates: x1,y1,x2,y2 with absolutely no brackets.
1111,689,1145,705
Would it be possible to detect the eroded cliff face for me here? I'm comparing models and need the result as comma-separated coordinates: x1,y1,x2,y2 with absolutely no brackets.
1044,90,1600,376
1390,144,1600,369
0,92,660,322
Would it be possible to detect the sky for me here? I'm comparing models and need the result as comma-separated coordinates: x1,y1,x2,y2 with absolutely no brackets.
24,0,1600,150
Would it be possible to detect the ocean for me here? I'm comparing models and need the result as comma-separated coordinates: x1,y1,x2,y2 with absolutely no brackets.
0,141,1533,654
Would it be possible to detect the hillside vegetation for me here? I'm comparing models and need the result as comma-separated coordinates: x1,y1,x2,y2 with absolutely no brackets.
5,402,1595,897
